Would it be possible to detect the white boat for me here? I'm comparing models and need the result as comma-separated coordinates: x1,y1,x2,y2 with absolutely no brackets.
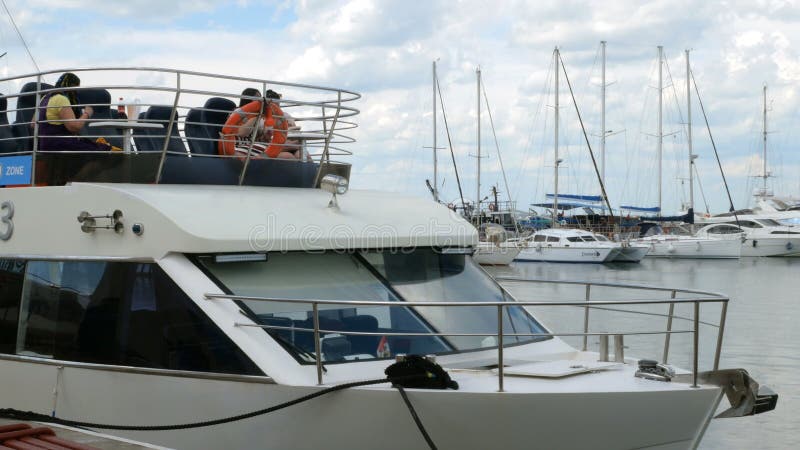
515,228,622,263
612,239,651,262
634,224,741,259
0,68,777,450
473,240,521,265
695,219,800,257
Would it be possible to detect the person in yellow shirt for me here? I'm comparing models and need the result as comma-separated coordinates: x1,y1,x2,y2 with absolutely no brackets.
36,72,115,151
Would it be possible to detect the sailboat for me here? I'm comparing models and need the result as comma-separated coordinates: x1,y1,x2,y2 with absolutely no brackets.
631,47,741,258
516,47,623,263
428,62,520,265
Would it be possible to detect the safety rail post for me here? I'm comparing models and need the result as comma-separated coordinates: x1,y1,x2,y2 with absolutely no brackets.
713,300,728,371
155,72,181,184
238,81,268,186
662,290,676,364
497,304,504,392
30,74,43,184
313,91,341,187
692,301,699,388
582,284,591,351
313,302,323,385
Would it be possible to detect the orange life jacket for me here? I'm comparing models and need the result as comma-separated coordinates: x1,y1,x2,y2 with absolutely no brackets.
218,100,288,158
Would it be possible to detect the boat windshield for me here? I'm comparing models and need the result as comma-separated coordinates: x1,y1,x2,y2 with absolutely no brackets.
197,249,548,363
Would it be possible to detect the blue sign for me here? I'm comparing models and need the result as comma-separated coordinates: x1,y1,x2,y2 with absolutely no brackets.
0,155,32,185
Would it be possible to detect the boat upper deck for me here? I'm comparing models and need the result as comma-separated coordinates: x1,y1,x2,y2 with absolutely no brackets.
0,67,358,188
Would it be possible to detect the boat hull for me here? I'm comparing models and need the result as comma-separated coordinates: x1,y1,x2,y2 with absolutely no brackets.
0,357,723,450
741,237,800,257
473,242,520,265
612,245,650,262
638,238,741,259
515,246,617,263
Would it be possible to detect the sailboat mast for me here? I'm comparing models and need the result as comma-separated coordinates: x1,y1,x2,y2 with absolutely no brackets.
600,41,606,186
554,47,560,226
657,45,663,214
686,49,693,211
762,84,768,193
476,67,481,213
432,60,438,202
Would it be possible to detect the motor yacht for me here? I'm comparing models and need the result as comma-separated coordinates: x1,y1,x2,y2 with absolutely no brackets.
633,224,741,259
0,68,776,450
514,228,622,263
695,218,800,257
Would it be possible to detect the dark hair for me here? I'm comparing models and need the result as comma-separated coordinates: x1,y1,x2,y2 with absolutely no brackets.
239,88,261,107
55,72,81,116
265,89,281,100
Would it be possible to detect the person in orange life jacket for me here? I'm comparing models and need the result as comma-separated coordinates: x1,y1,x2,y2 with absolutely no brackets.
221,89,297,159
36,72,118,151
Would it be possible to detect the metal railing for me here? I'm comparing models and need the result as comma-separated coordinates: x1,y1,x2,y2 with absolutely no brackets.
0,67,360,186
204,278,729,391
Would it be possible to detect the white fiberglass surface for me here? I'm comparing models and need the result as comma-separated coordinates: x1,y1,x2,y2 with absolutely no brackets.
198,249,548,363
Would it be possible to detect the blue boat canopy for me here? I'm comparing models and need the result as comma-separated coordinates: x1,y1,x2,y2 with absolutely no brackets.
546,193,603,202
620,205,661,213
532,202,609,211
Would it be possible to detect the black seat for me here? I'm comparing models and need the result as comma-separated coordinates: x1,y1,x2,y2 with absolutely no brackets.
184,107,211,154
198,97,235,155
342,315,380,356
143,105,186,153
78,88,123,148
12,81,54,151
0,95,19,153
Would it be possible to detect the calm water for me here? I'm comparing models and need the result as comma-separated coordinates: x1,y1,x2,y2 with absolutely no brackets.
487,257,799,450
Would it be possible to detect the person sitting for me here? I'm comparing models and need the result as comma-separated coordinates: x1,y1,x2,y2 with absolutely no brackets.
239,87,261,107
219,89,299,160
36,72,117,152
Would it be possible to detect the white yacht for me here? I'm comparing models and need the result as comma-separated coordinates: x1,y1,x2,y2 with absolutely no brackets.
515,228,622,263
633,224,742,259
695,218,800,257
0,68,777,450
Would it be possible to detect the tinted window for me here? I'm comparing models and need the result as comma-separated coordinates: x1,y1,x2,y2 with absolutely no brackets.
16,261,262,375
546,236,560,242
0,259,25,353
533,235,546,242
566,237,582,242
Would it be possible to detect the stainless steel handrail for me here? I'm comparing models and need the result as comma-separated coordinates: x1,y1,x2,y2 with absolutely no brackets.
204,277,729,390
0,67,360,185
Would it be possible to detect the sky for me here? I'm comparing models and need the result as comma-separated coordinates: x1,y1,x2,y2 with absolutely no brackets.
1,0,799,214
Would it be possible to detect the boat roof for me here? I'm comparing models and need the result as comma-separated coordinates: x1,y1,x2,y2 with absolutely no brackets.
533,228,595,237
0,183,477,259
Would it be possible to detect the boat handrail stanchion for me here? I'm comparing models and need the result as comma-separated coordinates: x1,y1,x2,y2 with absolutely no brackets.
582,284,591,351
31,73,42,184
662,290,677,363
237,81,267,186
713,300,728,371
497,304,504,392
692,301,700,388
313,302,323,385
155,71,181,184
313,91,341,187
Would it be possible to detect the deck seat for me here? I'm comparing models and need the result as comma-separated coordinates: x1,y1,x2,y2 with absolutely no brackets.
198,97,235,155
0,95,19,153
12,81,54,151
78,88,123,148
184,107,212,155
142,105,186,153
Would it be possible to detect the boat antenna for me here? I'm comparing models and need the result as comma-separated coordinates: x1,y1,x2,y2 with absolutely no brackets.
690,69,739,224
481,79,520,234
557,51,616,223
1,0,40,72
436,72,466,209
